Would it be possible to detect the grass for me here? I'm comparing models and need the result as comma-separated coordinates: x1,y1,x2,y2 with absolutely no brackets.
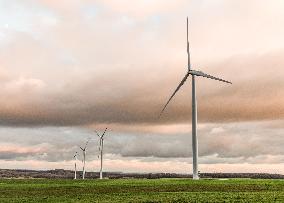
0,178,283,202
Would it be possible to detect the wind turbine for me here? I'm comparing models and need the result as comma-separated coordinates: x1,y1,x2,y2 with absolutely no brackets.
95,128,108,179
160,17,232,180
73,152,78,180
80,139,89,179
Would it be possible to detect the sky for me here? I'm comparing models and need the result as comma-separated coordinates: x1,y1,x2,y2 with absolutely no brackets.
0,0,284,174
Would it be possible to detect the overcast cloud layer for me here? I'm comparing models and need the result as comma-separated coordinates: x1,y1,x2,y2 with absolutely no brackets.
0,0,284,126
0,0,283,173
0,120,283,174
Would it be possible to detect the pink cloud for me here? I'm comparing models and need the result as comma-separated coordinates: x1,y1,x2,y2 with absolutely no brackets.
0,143,49,154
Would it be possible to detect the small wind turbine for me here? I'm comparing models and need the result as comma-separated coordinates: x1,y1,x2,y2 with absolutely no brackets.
73,152,78,180
80,139,89,179
95,128,108,179
160,17,232,180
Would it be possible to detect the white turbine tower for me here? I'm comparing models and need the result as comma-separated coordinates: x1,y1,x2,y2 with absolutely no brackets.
80,139,89,180
95,128,108,180
160,17,232,180
73,152,78,180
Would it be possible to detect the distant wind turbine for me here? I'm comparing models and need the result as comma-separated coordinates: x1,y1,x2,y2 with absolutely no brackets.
160,17,232,180
73,152,78,180
95,128,108,179
80,139,90,180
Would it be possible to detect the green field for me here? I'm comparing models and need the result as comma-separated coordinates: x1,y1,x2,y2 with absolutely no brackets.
0,178,283,202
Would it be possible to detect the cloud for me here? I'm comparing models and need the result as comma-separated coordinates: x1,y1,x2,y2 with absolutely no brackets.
0,0,284,126
111,121,284,161
0,51,284,126
0,143,49,160
0,121,283,164
95,0,188,20
3,77,45,93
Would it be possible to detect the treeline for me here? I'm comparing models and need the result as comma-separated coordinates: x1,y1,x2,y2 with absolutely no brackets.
0,169,283,179
201,173,284,179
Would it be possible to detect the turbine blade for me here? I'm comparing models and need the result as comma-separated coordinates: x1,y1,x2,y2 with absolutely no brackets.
187,17,190,70
102,128,108,138
189,70,232,84
84,138,90,149
187,17,189,54
159,72,190,117
94,130,101,138
79,147,84,151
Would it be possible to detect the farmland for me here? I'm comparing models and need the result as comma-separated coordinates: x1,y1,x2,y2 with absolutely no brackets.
0,178,283,202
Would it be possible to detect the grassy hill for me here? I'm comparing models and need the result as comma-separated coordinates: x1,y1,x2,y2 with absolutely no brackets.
0,178,283,202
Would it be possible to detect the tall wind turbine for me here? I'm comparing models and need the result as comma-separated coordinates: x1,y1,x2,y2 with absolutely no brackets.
95,128,108,179
73,152,78,180
80,139,89,179
160,17,232,180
